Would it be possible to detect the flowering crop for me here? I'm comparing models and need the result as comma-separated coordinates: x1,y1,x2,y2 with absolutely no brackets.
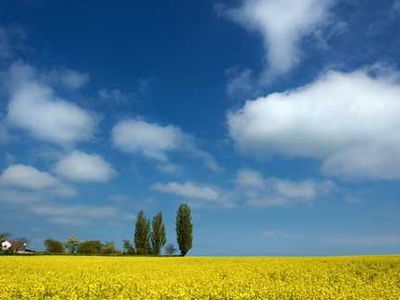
0,255,399,299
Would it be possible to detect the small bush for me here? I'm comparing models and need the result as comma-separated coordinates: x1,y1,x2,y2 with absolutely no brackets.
44,239,65,254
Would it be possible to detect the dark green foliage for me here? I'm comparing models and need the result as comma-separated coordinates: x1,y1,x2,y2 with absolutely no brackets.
44,239,65,254
122,240,135,255
64,236,79,254
134,210,151,255
150,212,167,255
146,220,151,253
165,243,177,256
76,240,103,255
102,242,118,255
176,204,193,256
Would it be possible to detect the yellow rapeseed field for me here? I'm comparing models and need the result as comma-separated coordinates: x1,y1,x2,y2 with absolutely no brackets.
0,255,399,299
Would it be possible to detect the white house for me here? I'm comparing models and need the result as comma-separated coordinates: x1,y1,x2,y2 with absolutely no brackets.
1,240,12,251
1,240,28,253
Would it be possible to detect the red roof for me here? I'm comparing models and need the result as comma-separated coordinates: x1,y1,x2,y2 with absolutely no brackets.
9,240,26,251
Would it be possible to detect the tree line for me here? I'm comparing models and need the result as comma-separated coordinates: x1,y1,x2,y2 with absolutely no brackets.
1,204,193,256
124,203,193,256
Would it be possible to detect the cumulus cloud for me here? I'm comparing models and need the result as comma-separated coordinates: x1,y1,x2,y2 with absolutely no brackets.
236,169,333,207
152,181,232,206
228,69,400,180
224,0,334,76
112,119,186,161
0,164,76,197
54,151,116,182
112,118,222,172
0,164,58,190
6,62,96,145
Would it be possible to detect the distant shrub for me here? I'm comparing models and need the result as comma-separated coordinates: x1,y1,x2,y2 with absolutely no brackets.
76,240,103,255
122,240,135,255
102,242,119,255
44,239,65,254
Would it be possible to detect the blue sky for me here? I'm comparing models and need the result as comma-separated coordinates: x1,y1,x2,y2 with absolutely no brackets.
1,0,400,255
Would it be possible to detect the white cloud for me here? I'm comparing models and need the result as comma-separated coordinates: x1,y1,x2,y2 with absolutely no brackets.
112,118,221,172
152,181,231,206
54,151,116,182
29,203,120,225
112,118,186,161
47,68,90,90
236,168,264,188
6,62,96,145
0,164,58,190
225,0,333,76
236,169,334,207
228,69,400,180
0,164,76,197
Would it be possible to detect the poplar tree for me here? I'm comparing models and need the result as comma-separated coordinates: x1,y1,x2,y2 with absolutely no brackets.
134,210,151,255
150,212,167,255
176,204,193,256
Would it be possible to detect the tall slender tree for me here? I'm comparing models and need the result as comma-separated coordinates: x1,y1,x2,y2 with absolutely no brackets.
150,212,167,255
134,210,151,255
145,219,151,253
176,204,193,256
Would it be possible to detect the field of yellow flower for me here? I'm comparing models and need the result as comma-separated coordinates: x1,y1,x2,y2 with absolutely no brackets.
0,255,399,299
